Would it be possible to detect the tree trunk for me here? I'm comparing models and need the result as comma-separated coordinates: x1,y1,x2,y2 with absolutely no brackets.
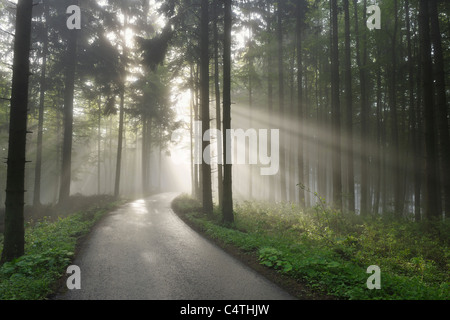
59,27,78,204
390,0,403,218
419,0,441,219
115,86,125,198
430,0,450,217
115,10,130,199
296,0,305,207
97,96,102,195
405,0,421,221
222,0,234,224
200,0,213,215
1,0,33,263
353,0,369,215
33,0,49,207
213,1,223,208
343,0,355,213
266,4,275,202
277,1,287,202
331,0,342,211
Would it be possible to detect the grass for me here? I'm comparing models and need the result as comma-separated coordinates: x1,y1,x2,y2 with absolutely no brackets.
172,194,450,300
0,196,123,300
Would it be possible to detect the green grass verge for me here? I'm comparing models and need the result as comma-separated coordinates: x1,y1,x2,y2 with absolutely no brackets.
172,194,450,300
0,198,123,300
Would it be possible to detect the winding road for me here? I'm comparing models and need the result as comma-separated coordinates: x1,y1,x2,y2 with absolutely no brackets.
58,193,295,300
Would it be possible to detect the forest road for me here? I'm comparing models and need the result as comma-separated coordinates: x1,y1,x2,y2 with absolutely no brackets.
57,193,296,300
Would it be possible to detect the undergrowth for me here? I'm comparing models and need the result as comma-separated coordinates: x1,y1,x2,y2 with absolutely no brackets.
0,198,121,300
172,194,449,300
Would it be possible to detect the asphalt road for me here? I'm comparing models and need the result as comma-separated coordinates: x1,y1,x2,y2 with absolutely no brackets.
58,193,296,300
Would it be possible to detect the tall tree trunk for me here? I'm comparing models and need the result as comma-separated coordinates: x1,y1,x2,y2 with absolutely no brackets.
430,0,450,217
97,96,102,195
405,0,421,221
201,0,213,214
248,40,254,200
386,0,403,217
213,1,223,207
374,47,383,215
419,0,441,219
266,4,275,202
33,0,49,207
194,65,201,200
354,0,369,215
343,0,355,213
190,65,196,198
142,115,152,196
59,26,78,204
331,0,342,211
114,86,125,198
114,10,129,199
222,0,234,223
277,0,287,202
415,51,424,221
296,0,305,207
1,0,33,263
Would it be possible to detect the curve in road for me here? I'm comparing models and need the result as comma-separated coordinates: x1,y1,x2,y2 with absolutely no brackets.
58,193,296,300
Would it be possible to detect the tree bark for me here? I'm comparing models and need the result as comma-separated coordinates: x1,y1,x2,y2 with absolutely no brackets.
430,0,450,217
277,0,287,202
296,0,305,207
343,0,355,213
222,0,234,224
200,0,213,215
213,1,223,208
59,27,78,204
405,0,421,221
33,0,49,207
1,0,33,263
419,0,441,219
331,0,342,211
266,3,275,202
115,86,125,198
354,0,372,215
390,0,403,217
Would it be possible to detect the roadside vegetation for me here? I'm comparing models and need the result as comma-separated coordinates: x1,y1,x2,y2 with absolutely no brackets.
172,194,449,300
0,196,123,300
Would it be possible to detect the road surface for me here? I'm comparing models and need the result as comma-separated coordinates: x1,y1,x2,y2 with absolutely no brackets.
58,193,296,300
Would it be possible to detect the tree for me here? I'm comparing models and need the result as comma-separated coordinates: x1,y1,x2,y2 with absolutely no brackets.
222,0,234,224
277,0,287,202
343,0,355,213
59,0,79,204
296,0,305,207
330,0,342,211
33,0,49,207
419,0,440,220
1,0,34,263
430,0,450,217
200,0,213,215
390,0,403,217
213,0,223,208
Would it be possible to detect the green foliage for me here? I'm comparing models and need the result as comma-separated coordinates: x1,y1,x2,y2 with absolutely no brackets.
172,195,450,300
0,200,120,300
258,247,293,273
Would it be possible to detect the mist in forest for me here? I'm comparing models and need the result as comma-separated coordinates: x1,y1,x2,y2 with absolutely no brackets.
0,0,449,219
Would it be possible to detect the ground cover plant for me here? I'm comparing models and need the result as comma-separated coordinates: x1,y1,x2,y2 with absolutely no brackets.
0,196,122,300
172,194,449,300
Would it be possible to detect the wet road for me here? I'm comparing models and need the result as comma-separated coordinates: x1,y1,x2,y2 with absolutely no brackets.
59,193,295,300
